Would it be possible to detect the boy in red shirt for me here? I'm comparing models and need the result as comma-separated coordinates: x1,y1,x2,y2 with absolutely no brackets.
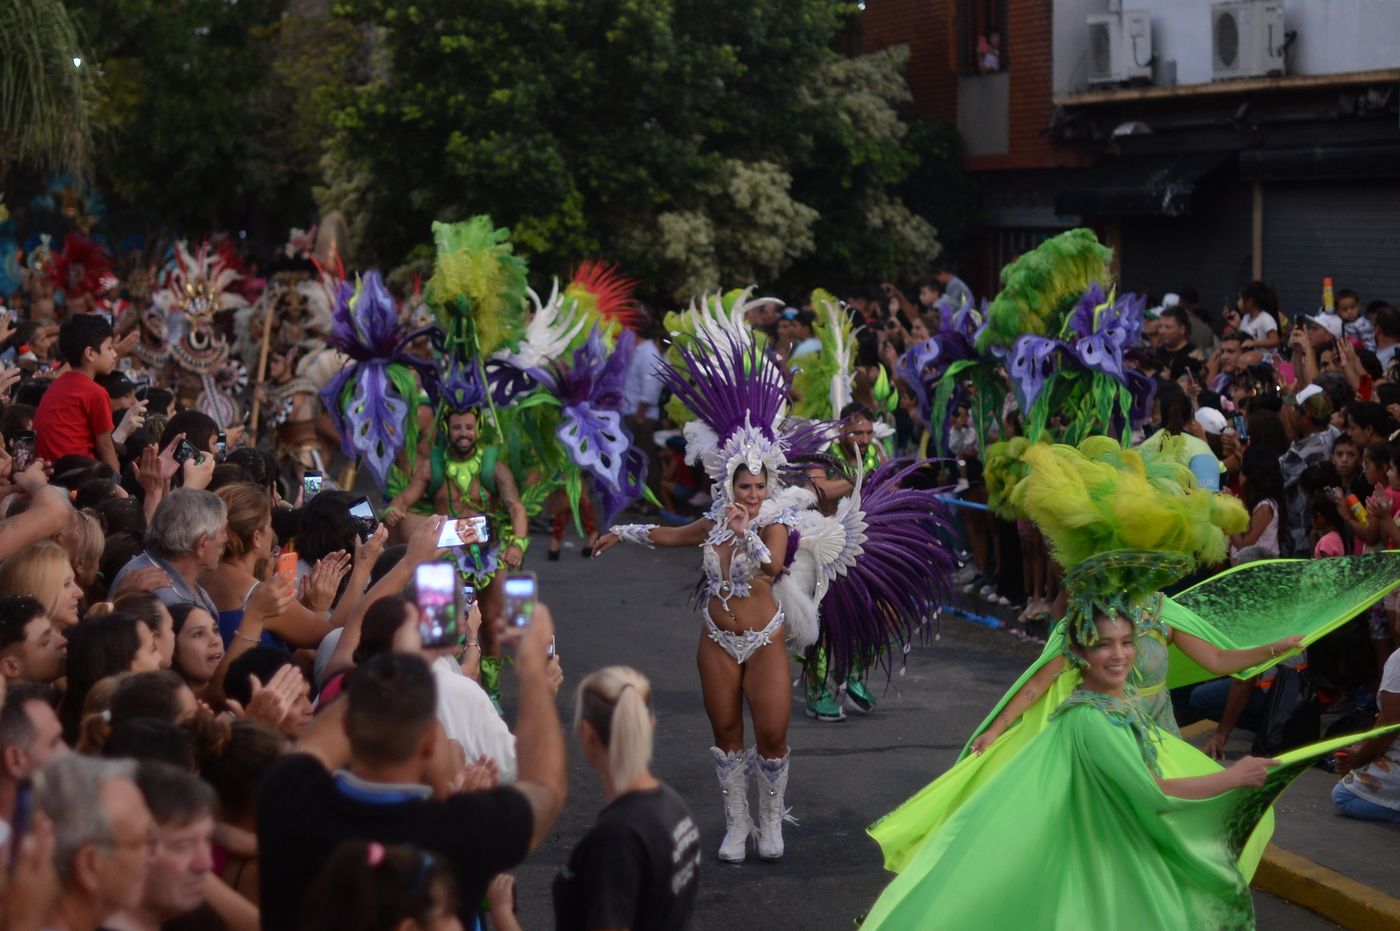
35,314,121,473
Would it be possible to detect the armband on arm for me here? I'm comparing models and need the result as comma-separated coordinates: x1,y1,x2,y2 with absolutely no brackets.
610,524,659,547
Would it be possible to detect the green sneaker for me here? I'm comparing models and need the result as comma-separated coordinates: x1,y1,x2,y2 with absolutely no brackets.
845,675,876,714
805,687,847,722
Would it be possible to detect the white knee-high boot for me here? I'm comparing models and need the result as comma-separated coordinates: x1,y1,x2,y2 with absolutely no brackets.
753,749,795,860
711,746,753,862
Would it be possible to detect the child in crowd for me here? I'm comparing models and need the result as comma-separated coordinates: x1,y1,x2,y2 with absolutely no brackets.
1335,289,1377,351
1333,434,1362,496
33,314,124,473
1311,491,1349,558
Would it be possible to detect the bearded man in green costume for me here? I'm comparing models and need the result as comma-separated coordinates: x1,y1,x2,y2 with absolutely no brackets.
384,406,530,705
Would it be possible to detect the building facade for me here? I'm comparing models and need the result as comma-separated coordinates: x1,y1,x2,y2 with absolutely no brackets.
861,0,1400,318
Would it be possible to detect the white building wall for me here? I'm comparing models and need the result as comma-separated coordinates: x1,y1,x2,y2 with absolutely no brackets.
1053,0,1400,95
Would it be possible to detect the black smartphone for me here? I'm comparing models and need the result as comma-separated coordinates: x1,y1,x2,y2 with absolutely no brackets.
503,572,537,628
216,432,228,459
347,496,379,543
462,582,476,611
414,561,460,649
1234,414,1249,444
302,469,323,501
173,438,198,465
9,430,35,473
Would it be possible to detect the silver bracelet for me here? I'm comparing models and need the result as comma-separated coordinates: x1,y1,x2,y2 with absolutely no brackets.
610,523,659,547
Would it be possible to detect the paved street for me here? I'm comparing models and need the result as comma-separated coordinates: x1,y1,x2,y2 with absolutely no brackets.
502,528,1340,929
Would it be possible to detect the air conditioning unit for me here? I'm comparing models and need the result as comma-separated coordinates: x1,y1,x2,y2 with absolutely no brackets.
1212,1,1286,80
1086,11,1154,86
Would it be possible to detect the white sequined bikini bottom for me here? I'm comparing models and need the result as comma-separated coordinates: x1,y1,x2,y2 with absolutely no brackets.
704,608,784,664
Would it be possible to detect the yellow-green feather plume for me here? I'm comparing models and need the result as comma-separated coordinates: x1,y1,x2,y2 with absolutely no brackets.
424,216,529,358
975,228,1113,353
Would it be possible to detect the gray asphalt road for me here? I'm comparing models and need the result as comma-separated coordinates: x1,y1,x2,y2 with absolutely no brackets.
502,529,1338,930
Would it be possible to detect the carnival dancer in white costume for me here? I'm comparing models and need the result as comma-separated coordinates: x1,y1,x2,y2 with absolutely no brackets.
594,292,955,864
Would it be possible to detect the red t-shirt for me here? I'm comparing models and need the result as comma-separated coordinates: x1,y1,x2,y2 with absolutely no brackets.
35,371,115,461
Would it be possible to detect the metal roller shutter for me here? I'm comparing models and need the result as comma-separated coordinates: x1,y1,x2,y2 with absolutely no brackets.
1263,181,1400,316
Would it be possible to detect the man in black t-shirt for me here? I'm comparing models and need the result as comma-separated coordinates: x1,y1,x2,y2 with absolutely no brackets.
256,613,566,931
1153,306,1205,382
553,783,701,931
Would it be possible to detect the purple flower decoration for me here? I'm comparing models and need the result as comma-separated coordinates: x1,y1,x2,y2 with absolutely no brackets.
440,355,487,412
1009,334,1071,409
1067,287,1147,384
321,270,440,489
533,326,646,525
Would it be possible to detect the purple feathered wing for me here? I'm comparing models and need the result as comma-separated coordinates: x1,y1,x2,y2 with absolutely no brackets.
816,458,957,683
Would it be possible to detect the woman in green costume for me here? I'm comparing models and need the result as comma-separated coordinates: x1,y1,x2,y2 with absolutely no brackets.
862,601,1399,930
870,437,1400,880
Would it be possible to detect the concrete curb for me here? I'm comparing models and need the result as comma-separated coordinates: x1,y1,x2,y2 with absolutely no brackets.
1254,846,1400,931
1181,718,1400,929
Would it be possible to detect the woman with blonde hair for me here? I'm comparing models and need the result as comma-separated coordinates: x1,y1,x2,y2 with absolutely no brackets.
201,483,351,649
552,666,700,930
0,540,83,632
65,509,105,605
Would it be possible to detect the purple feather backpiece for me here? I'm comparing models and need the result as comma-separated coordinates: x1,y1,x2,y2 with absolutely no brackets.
818,458,957,682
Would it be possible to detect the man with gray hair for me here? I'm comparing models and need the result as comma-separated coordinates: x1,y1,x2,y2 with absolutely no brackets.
35,754,154,931
107,487,226,616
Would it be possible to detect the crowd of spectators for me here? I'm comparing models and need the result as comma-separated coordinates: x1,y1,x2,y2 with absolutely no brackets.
0,306,699,929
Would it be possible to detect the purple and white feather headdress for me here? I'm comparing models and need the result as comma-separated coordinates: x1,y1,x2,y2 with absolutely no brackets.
660,290,834,501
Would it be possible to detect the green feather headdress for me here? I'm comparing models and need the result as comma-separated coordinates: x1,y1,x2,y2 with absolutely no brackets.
975,228,1113,354
1011,438,1248,651
424,216,529,360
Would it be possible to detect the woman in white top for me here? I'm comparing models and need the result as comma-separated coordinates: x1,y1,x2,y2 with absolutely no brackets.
1229,446,1283,562
1224,281,1281,352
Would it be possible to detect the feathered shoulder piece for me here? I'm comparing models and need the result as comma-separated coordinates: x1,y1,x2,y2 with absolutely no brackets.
1010,438,1247,645
424,216,528,359
975,228,1112,353
792,288,856,421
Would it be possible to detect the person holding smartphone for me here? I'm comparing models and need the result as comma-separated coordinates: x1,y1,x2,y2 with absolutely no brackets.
382,407,530,710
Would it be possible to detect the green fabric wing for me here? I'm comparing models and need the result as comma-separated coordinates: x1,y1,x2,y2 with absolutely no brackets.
1166,554,1400,688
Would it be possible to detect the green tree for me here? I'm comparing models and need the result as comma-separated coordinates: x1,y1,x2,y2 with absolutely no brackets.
67,0,316,238
0,0,100,185
318,0,959,298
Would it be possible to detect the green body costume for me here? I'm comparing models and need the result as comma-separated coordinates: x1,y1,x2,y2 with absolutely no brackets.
869,554,1400,876
862,690,1399,930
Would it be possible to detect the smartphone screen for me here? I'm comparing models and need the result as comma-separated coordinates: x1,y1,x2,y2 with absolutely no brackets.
347,496,379,543
10,430,35,473
174,439,197,464
437,518,469,548
302,470,323,501
462,583,476,610
503,572,537,628
216,432,228,459
414,561,460,649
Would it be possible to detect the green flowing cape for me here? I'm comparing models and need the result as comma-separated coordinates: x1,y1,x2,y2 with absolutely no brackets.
869,554,1400,874
863,705,1399,931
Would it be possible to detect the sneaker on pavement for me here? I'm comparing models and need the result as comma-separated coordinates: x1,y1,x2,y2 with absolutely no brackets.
845,677,876,714
805,692,848,722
